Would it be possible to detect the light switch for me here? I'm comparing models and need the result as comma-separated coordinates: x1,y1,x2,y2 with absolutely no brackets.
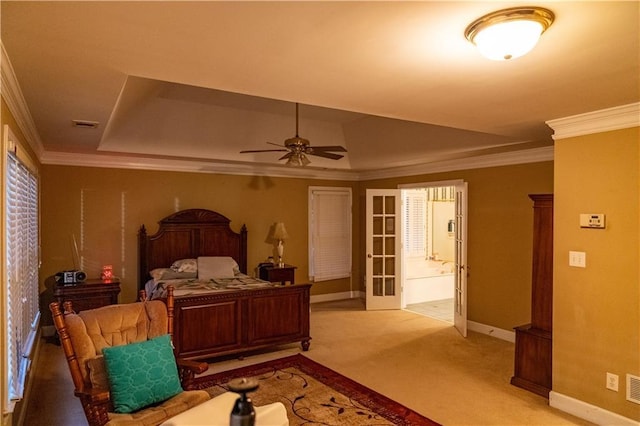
569,251,586,268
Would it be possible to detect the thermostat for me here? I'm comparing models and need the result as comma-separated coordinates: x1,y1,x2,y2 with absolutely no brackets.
580,213,605,229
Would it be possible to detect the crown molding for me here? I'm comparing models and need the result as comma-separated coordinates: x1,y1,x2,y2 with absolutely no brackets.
39,151,361,181
40,145,554,182
0,42,45,158
546,102,640,140
355,146,554,181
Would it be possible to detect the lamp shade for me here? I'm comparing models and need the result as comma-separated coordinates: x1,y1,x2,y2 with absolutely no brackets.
272,222,289,240
465,7,554,61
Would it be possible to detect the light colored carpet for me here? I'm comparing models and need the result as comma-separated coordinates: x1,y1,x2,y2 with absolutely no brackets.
207,298,594,426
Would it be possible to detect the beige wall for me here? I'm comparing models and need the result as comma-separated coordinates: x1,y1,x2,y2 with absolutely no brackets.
553,127,639,420
358,161,554,330
40,166,358,310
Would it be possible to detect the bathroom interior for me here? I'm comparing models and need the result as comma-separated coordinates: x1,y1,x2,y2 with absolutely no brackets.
402,186,455,323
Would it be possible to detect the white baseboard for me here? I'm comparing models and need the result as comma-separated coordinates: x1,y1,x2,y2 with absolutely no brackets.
468,320,515,343
550,391,640,426
310,291,363,304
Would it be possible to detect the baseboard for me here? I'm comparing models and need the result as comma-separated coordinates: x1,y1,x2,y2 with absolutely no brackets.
310,291,363,304
468,320,515,343
550,391,640,426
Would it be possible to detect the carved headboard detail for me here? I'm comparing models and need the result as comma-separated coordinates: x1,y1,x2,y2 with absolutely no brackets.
138,209,248,289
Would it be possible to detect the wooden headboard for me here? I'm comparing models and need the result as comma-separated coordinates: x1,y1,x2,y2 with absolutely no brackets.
138,209,248,290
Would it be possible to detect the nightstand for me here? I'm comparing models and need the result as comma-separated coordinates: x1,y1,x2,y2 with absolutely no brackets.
259,264,296,285
53,278,121,312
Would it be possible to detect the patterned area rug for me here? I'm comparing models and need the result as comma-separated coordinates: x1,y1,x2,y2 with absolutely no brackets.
191,354,440,425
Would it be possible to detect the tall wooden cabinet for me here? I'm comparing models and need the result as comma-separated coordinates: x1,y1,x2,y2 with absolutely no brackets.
511,194,553,397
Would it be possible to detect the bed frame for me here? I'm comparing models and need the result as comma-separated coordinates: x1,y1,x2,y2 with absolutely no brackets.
138,209,311,360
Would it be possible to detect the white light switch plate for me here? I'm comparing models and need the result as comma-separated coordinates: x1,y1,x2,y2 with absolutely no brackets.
569,251,586,268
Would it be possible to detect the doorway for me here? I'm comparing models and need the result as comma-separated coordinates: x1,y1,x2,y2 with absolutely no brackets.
365,181,467,336
402,185,456,323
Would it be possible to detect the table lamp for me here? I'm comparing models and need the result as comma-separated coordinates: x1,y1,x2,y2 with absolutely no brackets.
272,222,289,267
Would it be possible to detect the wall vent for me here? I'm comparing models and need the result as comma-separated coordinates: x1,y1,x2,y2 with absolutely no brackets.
72,120,99,129
627,374,640,404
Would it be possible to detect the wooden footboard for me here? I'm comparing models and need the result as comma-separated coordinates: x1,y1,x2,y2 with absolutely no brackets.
172,283,311,360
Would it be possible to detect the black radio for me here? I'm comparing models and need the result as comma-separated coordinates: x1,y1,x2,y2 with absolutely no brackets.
55,270,86,285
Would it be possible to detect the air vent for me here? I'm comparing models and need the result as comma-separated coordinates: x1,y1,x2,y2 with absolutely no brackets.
627,374,640,404
72,120,99,129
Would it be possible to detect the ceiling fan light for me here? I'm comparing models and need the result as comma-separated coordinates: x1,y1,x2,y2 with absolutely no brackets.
465,7,554,61
286,153,303,167
285,153,311,167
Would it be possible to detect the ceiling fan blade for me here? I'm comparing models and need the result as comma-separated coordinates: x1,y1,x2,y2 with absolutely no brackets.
240,149,289,153
307,150,344,160
240,105,346,166
309,145,348,152
266,141,285,148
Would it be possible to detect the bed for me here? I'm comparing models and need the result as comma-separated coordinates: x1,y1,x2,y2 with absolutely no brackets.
138,208,311,360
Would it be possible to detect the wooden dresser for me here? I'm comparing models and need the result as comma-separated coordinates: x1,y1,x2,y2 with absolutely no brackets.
53,279,121,312
511,194,553,397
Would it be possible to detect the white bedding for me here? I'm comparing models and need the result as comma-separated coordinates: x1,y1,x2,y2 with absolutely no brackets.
145,273,273,299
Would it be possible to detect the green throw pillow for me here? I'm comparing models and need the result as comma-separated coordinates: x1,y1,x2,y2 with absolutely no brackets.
102,334,182,413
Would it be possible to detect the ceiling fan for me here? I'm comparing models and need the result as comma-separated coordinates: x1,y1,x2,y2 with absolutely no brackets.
240,103,347,166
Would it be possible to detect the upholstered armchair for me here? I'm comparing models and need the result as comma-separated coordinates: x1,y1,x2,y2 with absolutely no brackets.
49,286,210,426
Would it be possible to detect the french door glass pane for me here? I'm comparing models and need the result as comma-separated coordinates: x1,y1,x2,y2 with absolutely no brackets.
373,196,383,214
385,277,395,295
373,277,383,296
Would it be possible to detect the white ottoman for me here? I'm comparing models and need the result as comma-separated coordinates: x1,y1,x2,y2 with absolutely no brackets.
160,392,289,426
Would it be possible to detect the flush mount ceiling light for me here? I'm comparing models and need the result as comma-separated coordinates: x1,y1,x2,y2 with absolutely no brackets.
465,7,554,61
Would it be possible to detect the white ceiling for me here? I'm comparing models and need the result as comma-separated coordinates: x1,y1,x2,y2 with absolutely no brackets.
1,1,638,176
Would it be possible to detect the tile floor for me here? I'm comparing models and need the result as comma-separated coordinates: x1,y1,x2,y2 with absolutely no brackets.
405,298,454,323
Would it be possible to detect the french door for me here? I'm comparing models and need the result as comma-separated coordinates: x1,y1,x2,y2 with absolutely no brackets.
365,189,402,310
453,182,468,337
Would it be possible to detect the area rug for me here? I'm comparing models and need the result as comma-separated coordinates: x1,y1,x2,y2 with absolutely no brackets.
190,354,440,425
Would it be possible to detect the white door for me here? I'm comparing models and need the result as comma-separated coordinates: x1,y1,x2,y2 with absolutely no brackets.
366,189,402,310
453,182,468,337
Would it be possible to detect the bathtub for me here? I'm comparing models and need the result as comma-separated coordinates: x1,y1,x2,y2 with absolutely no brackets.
403,259,454,305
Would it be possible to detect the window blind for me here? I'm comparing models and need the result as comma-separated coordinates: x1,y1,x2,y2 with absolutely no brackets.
5,151,40,409
309,188,351,282
403,190,427,258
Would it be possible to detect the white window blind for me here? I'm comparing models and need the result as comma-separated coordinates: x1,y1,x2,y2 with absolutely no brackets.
5,150,40,410
403,190,427,258
309,187,351,282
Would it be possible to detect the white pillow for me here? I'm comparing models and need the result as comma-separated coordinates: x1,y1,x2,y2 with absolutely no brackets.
197,257,237,280
171,258,197,273
150,268,196,281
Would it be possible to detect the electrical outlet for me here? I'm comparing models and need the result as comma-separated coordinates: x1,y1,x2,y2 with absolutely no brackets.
606,372,619,391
